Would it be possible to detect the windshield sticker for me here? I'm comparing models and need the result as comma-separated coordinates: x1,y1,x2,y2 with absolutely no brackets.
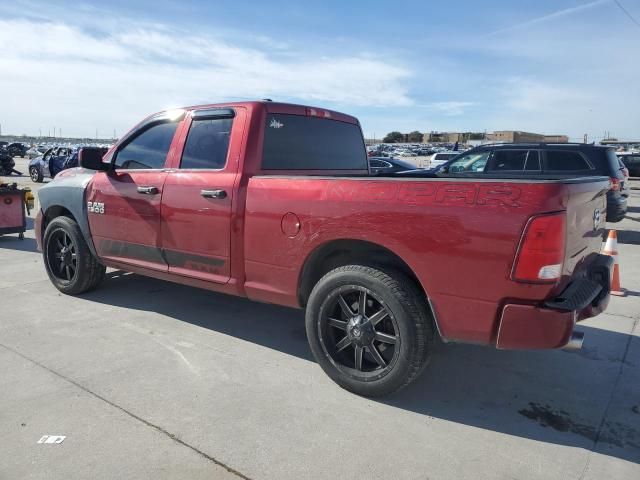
269,118,284,129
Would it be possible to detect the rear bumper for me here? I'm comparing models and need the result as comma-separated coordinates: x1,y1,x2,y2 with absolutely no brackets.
496,254,613,350
606,193,627,222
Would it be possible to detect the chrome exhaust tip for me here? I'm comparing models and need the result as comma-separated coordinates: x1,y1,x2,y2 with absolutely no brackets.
563,331,584,350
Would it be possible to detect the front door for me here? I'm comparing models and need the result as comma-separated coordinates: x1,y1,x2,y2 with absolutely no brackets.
160,108,242,283
87,120,181,271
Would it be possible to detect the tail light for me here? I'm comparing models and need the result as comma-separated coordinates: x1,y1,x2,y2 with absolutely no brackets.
610,177,621,191
513,213,566,283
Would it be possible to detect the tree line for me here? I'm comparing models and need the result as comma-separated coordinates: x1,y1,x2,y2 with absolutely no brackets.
382,131,423,143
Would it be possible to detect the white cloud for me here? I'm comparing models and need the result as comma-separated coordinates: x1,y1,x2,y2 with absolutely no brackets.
0,18,412,137
427,101,475,116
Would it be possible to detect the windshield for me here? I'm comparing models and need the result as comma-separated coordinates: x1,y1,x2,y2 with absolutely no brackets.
444,150,491,173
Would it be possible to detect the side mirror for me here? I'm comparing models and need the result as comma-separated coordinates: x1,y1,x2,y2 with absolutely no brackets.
78,147,111,171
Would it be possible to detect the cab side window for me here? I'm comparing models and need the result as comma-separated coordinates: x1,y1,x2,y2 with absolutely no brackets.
180,118,233,169
488,150,528,171
115,122,178,170
544,151,593,171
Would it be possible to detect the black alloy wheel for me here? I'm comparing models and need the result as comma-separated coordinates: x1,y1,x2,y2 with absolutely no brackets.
46,228,78,283
42,216,106,295
306,265,434,397
319,286,399,377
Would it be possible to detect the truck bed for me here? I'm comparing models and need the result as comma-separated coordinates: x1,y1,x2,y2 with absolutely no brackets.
244,174,609,344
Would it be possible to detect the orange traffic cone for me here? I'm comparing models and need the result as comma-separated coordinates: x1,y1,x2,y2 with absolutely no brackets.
603,230,625,296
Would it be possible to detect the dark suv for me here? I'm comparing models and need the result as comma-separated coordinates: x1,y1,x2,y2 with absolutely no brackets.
618,153,640,177
437,143,629,222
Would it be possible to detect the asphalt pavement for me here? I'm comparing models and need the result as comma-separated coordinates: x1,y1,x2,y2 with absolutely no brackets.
1,157,638,479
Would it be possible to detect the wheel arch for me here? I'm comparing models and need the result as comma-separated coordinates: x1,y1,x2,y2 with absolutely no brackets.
297,239,438,331
38,174,98,257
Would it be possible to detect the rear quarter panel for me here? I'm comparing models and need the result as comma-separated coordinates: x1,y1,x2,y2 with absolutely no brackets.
244,176,581,344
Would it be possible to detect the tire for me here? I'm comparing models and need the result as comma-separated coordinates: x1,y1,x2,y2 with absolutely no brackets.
305,265,434,397
30,166,43,183
43,216,106,295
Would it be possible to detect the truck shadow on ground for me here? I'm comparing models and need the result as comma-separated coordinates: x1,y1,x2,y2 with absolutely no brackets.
82,271,640,465
618,229,640,245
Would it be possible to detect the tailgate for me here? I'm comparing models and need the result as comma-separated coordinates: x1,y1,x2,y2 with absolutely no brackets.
563,178,609,278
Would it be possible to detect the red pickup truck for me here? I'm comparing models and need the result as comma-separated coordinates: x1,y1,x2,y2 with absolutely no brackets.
36,101,613,396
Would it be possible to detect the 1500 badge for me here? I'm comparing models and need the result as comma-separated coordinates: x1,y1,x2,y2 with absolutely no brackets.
88,201,105,214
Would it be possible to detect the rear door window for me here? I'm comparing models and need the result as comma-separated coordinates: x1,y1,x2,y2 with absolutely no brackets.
544,151,593,172
262,114,367,170
180,118,233,169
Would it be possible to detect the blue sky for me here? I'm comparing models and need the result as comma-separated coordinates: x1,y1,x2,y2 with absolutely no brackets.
0,0,638,140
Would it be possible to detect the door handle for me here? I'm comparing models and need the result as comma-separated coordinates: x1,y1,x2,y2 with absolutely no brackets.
137,186,159,195
200,189,227,199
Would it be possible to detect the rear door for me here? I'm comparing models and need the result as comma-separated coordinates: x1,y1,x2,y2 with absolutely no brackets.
41,148,53,177
87,119,182,271
160,107,245,284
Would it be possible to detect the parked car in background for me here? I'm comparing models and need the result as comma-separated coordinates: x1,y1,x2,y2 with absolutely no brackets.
428,151,459,169
433,143,629,222
369,157,417,174
28,146,73,182
618,152,640,177
396,149,417,157
26,146,47,159
6,142,29,158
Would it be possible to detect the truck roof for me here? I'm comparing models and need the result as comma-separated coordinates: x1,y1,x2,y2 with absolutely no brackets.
180,100,360,125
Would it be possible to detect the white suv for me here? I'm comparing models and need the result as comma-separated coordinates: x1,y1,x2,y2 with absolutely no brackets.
429,151,459,169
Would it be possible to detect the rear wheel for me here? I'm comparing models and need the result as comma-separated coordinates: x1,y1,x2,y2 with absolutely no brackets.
305,265,434,397
43,216,106,295
29,166,43,183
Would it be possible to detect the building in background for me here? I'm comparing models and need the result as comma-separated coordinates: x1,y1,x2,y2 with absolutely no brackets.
425,131,485,143
486,131,568,143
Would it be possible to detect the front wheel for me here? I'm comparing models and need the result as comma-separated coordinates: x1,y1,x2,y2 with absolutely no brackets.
43,216,106,295
305,265,435,397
